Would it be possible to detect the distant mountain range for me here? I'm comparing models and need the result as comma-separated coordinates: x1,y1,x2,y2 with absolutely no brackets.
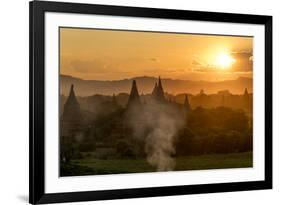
60,75,252,96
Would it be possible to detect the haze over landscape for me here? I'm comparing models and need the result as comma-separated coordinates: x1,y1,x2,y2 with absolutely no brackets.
60,74,252,96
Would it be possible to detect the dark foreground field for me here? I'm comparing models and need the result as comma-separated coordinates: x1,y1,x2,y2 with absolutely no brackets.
61,152,252,176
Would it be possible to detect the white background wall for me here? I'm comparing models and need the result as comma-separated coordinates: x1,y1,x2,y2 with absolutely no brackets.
0,0,279,204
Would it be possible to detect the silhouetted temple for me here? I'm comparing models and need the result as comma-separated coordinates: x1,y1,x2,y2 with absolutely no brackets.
125,77,192,119
184,94,191,111
61,84,83,137
152,76,166,102
244,88,249,97
199,89,206,96
243,88,251,111
180,94,190,117
127,80,141,109
126,76,167,109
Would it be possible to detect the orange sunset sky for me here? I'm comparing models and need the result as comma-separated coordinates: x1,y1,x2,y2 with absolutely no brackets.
60,27,253,81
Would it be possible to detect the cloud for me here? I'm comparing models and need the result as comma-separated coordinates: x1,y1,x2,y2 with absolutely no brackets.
231,50,253,72
149,58,158,62
231,50,252,59
66,58,123,75
192,60,203,66
70,60,104,73
191,59,216,72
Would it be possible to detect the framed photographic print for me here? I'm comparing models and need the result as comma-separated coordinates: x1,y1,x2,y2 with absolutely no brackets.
29,0,272,204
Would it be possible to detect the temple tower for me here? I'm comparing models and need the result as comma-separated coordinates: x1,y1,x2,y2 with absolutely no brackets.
244,88,249,97
61,84,83,137
184,94,191,111
183,94,191,117
157,76,165,99
200,89,205,95
243,88,251,111
152,76,166,102
127,80,141,109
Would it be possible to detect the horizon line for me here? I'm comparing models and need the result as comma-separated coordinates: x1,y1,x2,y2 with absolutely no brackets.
60,73,253,82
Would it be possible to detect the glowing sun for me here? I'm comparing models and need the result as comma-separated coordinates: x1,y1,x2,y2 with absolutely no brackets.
215,53,235,69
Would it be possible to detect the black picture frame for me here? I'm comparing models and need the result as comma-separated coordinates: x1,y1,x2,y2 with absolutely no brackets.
29,1,272,204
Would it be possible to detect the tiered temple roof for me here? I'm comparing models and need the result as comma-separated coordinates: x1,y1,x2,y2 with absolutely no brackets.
127,80,141,108
244,88,249,97
151,76,166,102
184,94,191,111
62,84,82,121
61,84,83,136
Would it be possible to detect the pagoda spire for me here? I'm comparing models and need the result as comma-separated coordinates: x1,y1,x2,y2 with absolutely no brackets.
184,94,191,111
69,85,78,102
127,80,141,108
244,88,249,96
158,76,164,97
151,76,165,102
64,84,80,112
243,88,250,111
61,84,83,136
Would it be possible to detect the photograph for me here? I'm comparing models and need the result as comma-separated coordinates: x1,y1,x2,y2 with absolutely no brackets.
59,27,253,176
29,1,272,203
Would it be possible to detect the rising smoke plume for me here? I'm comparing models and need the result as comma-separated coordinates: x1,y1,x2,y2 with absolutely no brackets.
125,100,185,171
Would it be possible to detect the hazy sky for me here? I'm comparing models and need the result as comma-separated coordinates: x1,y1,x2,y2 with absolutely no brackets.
60,27,253,81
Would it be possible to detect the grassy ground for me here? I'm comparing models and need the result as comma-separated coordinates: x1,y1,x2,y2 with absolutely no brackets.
61,152,252,176
175,152,252,171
